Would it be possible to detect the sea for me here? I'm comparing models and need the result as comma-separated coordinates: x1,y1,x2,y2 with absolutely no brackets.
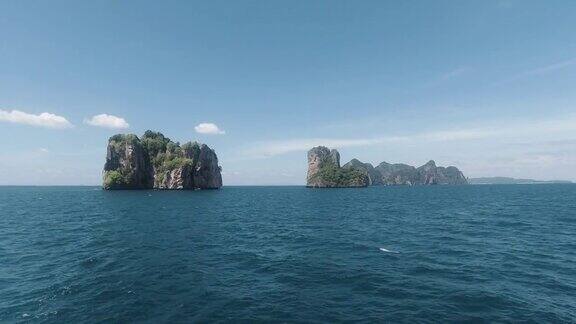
0,185,575,323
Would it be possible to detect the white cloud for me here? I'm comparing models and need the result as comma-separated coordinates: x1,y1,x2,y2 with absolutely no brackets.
84,114,129,129
242,115,576,158
0,109,73,129
195,123,225,135
39,148,50,153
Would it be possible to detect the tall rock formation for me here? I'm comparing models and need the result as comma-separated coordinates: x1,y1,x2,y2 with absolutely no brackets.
103,134,154,189
192,144,223,189
103,131,222,190
306,146,468,187
306,146,340,185
306,146,369,188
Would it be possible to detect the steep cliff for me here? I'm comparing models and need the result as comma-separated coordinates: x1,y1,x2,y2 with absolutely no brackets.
306,146,369,188
103,131,222,190
306,146,468,187
192,144,223,189
103,134,154,189
376,160,466,185
375,162,419,185
342,159,382,185
411,160,467,185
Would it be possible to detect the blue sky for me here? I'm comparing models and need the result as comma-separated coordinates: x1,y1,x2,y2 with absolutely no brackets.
1,0,576,185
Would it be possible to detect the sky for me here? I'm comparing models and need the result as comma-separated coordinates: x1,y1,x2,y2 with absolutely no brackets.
1,0,576,185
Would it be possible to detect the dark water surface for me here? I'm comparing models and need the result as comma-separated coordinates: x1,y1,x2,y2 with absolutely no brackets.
1,185,575,323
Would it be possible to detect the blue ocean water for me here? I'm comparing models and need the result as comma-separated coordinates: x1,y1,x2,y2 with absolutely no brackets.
0,185,575,323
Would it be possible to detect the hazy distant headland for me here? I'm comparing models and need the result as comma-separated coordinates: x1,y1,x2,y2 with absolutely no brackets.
306,146,467,188
468,177,572,185
103,130,222,190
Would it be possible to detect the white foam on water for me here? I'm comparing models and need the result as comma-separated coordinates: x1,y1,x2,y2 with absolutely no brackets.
379,247,399,254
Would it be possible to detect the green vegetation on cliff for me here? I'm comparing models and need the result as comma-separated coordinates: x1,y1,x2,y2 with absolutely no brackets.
103,170,130,189
142,130,172,161
103,134,144,189
109,133,139,148
104,131,210,188
311,163,368,187
103,130,223,190
140,131,198,171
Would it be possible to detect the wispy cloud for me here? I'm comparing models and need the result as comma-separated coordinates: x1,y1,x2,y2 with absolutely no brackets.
243,130,492,158
523,57,576,76
497,57,576,85
84,114,129,129
421,67,472,89
243,137,400,157
242,115,576,158
438,67,472,82
0,109,73,129
195,123,226,135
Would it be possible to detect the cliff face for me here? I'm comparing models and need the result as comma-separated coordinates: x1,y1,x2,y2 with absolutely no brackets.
154,163,194,189
377,160,467,185
192,144,223,189
306,146,369,188
375,162,418,185
103,131,222,190
306,146,339,186
307,146,467,187
414,160,467,185
103,134,153,189
342,159,382,185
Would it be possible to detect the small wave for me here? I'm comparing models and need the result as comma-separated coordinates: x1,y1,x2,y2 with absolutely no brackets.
379,247,399,254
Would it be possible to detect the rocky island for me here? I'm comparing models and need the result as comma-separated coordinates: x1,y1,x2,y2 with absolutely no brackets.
306,146,467,188
307,146,370,188
103,130,222,190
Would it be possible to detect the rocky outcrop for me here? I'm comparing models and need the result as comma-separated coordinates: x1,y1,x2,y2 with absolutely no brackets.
342,159,383,185
306,146,467,187
154,163,194,189
416,161,467,185
306,146,340,186
375,160,467,185
375,162,418,185
103,134,153,189
192,144,223,189
103,131,222,190
306,146,369,188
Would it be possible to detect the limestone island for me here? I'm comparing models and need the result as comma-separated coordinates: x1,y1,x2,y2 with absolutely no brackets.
306,146,467,188
103,130,222,190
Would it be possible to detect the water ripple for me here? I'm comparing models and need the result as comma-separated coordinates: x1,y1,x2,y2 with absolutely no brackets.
0,185,575,322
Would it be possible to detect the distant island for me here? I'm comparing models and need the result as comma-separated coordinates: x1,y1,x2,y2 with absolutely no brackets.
103,130,222,190
306,146,467,188
468,177,572,185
